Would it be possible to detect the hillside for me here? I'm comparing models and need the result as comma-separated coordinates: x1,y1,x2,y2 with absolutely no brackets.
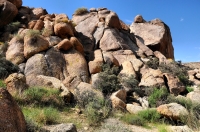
0,0,200,132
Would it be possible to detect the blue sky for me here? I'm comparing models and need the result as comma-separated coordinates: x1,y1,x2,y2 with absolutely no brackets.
23,0,200,62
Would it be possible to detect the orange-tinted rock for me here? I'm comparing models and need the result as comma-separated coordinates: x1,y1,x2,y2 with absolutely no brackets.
0,1,18,27
0,88,26,132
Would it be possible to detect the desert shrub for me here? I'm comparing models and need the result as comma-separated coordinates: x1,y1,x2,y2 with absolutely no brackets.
146,57,159,69
6,21,21,33
120,74,139,91
148,87,169,107
26,29,41,38
95,64,121,95
15,34,24,42
0,80,6,88
0,58,19,79
168,96,200,130
0,41,8,57
42,28,53,37
121,113,145,126
186,86,194,92
137,109,161,123
84,97,111,125
74,7,89,15
23,106,60,128
75,90,99,108
15,87,64,108
159,61,192,86
121,109,161,126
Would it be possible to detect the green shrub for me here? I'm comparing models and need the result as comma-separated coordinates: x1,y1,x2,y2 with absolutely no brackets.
23,106,60,127
15,34,24,42
186,86,194,92
121,109,162,127
146,57,159,69
120,74,139,91
168,95,200,130
15,87,64,108
0,58,19,79
84,97,111,125
0,42,8,57
74,7,88,15
148,87,169,107
76,90,98,108
137,109,161,123
42,28,53,37
159,61,192,86
6,21,21,33
0,80,6,88
26,30,41,38
121,113,146,126
95,64,121,95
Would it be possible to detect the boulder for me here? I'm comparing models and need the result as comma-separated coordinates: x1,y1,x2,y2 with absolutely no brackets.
88,49,104,74
138,97,149,109
110,89,127,109
100,28,128,51
134,15,146,23
126,104,144,114
30,7,47,20
62,49,89,89
102,51,119,66
75,82,103,101
74,12,99,53
130,19,174,59
5,73,28,96
0,88,26,132
46,36,62,47
188,69,200,85
105,12,121,29
28,20,37,29
0,1,18,28
119,30,139,53
45,47,66,80
135,36,154,57
43,20,54,37
54,13,69,23
169,125,193,132
54,22,74,39
33,20,44,30
7,0,22,8
24,53,51,86
57,38,73,51
70,37,84,55
186,91,200,104
139,67,165,87
154,51,167,64
24,34,49,59
6,36,25,65
93,24,105,49
119,61,137,77
163,73,185,95
42,123,77,132
157,103,188,120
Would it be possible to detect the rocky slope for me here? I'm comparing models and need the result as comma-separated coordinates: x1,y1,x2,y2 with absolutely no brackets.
0,0,200,131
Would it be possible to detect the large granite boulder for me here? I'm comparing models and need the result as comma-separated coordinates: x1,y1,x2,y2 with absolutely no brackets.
24,34,49,59
0,0,18,27
157,103,188,120
130,18,174,59
5,73,27,96
0,88,26,132
6,36,25,65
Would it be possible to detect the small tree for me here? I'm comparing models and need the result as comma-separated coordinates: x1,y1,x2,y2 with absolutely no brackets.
95,64,121,95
